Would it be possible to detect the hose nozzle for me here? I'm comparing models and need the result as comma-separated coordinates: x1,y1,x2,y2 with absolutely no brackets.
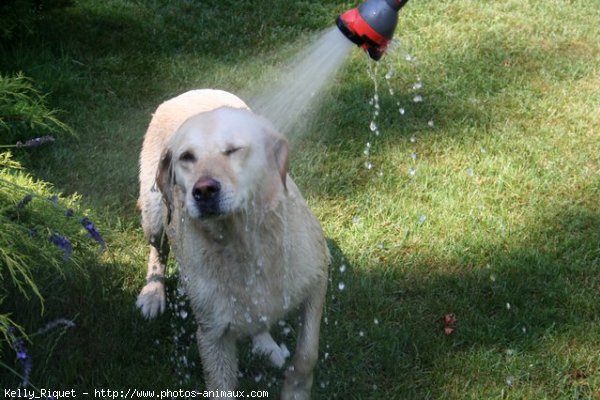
336,0,408,60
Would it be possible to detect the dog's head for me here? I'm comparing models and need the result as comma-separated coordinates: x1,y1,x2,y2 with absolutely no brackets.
156,107,288,220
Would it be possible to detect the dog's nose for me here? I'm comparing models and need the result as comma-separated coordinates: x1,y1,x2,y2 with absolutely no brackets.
192,177,221,201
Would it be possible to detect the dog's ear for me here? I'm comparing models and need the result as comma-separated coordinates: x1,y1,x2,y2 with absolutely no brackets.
156,149,175,210
273,137,289,190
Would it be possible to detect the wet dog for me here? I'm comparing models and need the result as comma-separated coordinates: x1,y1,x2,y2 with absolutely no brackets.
136,89,330,399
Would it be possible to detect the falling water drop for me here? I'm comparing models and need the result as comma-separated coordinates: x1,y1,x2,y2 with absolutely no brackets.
338,282,346,291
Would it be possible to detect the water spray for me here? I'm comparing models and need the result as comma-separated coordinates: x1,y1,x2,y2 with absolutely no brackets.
336,0,409,60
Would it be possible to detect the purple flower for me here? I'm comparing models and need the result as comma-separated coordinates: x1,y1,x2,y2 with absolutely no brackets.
16,194,33,209
15,136,55,148
7,326,32,387
49,233,73,261
81,217,105,252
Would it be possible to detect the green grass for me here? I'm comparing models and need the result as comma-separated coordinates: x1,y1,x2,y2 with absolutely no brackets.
1,0,600,398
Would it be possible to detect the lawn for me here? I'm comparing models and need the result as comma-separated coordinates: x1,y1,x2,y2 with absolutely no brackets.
1,0,600,398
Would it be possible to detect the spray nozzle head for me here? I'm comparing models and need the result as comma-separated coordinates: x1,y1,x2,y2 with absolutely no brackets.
336,0,408,61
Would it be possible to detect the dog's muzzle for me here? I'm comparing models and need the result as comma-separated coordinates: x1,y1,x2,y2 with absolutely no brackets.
192,177,222,216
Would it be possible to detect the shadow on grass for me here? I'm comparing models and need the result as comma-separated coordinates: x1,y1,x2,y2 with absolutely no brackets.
314,209,600,398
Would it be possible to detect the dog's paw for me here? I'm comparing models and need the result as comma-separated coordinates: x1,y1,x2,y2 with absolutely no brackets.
252,332,290,369
136,281,166,319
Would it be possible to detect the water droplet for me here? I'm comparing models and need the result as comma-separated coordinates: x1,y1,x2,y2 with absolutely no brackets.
369,121,378,132
466,168,475,177
352,216,361,225
490,274,497,282
404,53,413,62
409,167,417,177
359,330,365,337
179,310,188,319
283,327,292,336
374,318,379,325
338,282,346,291
506,302,511,310
366,162,374,170
411,152,417,161
339,264,347,273
506,376,514,387
399,107,405,115
255,373,263,383
412,82,423,90
385,70,393,80
410,136,416,143
505,349,515,356
413,95,423,103
428,120,435,127
418,215,427,224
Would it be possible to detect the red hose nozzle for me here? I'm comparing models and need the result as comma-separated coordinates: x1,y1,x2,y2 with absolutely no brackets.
336,0,409,60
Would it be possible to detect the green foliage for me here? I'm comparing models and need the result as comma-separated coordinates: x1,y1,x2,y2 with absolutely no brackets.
0,73,72,145
0,152,97,338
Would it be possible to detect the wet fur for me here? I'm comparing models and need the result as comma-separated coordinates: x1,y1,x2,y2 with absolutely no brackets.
136,89,330,399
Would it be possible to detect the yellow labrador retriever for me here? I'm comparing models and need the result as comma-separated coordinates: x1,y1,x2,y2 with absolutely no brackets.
136,89,330,399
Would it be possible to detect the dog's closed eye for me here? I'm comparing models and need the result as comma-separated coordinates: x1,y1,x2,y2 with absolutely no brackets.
223,146,243,156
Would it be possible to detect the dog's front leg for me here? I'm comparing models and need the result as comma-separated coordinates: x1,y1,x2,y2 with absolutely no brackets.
136,236,169,319
197,326,238,398
282,281,327,400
